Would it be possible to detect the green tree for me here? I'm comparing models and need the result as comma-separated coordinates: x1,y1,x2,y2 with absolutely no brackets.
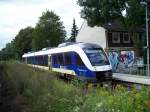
0,41,15,60
32,10,66,50
14,27,34,59
78,0,125,27
70,18,78,42
77,0,146,28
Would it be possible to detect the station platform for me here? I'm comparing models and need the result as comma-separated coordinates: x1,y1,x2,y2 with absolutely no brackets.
113,73,150,85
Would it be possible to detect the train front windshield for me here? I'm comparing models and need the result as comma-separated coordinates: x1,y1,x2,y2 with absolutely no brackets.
84,48,109,66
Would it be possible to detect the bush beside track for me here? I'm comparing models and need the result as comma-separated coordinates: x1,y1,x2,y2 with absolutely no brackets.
1,61,150,112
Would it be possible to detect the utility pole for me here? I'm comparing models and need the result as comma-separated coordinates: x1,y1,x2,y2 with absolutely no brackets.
146,3,150,77
140,0,150,77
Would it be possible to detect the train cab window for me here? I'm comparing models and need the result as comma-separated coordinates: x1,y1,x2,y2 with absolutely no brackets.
65,52,71,65
75,53,84,66
84,48,109,66
58,53,64,65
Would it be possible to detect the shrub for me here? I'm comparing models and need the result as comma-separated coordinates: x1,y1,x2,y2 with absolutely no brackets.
2,62,150,112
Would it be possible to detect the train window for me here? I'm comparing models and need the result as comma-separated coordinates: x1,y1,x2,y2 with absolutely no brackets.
84,48,109,66
75,53,84,66
35,56,37,65
39,56,41,65
28,57,32,64
36,56,39,65
65,52,71,65
43,56,45,66
29,57,31,64
52,54,58,64
42,56,45,65
39,56,43,65
58,53,64,65
36,56,40,65
31,57,34,64
44,55,48,66
33,57,35,64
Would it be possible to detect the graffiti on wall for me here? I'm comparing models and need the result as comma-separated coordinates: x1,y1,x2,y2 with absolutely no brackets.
108,51,136,73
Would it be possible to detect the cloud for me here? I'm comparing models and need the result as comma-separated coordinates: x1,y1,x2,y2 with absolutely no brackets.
0,0,83,50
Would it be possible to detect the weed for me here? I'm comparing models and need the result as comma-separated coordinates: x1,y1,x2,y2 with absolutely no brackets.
1,62,150,112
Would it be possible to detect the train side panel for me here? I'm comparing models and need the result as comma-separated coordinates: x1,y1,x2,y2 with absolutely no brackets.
51,52,96,81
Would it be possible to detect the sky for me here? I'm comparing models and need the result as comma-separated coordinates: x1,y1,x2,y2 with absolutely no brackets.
0,0,84,50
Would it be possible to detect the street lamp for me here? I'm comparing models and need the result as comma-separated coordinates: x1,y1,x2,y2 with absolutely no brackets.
140,0,150,77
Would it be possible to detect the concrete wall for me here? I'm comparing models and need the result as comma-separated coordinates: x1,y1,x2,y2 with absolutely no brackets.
76,21,107,49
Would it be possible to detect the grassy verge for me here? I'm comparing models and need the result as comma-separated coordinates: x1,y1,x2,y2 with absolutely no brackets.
1,61,150,112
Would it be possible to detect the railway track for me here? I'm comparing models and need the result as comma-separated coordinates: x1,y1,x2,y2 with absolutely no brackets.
20,64,150,89
57,73,150,90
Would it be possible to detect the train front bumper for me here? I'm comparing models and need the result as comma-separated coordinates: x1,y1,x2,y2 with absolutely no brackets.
95,70,112,81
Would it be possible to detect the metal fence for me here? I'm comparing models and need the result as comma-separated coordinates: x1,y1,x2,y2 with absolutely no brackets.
113,64,149,77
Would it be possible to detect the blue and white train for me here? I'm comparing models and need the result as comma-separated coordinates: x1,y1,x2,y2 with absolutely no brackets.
22,42,112,82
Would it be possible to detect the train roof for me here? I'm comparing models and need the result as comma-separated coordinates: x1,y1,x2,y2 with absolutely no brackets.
22,42,102,58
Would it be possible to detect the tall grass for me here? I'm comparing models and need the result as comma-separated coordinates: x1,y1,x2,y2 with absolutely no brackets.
2,62,150,112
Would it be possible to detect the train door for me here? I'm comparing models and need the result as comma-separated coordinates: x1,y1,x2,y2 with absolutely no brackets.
74,52,87,80
48,55,52,70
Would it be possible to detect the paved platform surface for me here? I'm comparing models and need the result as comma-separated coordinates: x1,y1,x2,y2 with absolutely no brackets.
113,73,150,85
